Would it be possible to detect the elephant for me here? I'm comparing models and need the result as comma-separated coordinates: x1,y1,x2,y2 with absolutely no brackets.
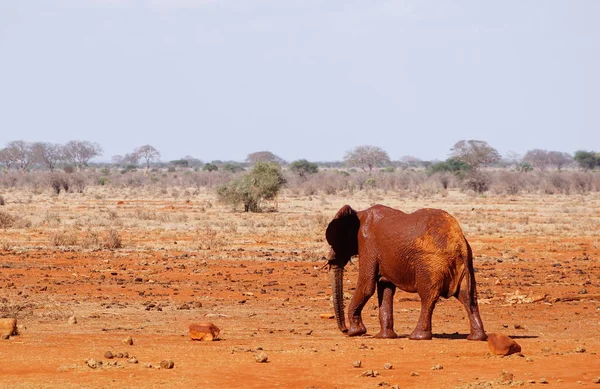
325,204,486,341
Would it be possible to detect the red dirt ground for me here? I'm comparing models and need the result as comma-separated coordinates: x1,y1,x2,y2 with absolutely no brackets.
1,246,599,388
1,192,599,388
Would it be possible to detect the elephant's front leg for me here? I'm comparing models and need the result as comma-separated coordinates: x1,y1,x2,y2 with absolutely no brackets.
347,269,377,337
375,279,398,339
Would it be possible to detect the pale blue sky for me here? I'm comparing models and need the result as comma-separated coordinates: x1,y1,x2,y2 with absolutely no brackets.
1,1,598,163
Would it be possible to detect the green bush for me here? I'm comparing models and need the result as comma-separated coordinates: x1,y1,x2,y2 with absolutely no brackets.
217,162,286,212
290,159,318,177
202,163,218,172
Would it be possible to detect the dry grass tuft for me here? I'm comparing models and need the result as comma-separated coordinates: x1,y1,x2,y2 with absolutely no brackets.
51,230,78,246
104,228,122,249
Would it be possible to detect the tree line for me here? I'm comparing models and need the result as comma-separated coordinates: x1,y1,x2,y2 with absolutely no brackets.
1,139,599,174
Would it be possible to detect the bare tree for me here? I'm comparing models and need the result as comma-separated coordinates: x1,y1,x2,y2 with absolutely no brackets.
398,155,423,169
450,140,500,169
31,142,65,171
4,140,33,173
133,145,160,174
0,147,15,170
547,151,573,170
344,145,391,174
246,151,285,165
522,149,549,171
64,141,103,171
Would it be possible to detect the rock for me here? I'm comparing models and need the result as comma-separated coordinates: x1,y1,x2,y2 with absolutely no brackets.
0,318,17,338
160,360,175,369
500,370,514,383
352,360,362,368
592,377,600,384
86,359,99,369
255,352,268,363
487,333,522,356
576,345,586,353
68,316,77,325
410,372,420,377
319,313,334,319
384,363,393,370
104,351,114,359
115,352,124,358
539,377,548,384
122,336,134,345
360,370,379,377
431,364,443,370
189,322,220,341
127,357,138,364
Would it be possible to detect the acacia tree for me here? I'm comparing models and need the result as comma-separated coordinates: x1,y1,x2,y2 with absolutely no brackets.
32,142,65,171
344,145,390,174
64,141,103,171
134,145,160,174
0,147,15,170
246,151,285,165
290,159,318,177
523,149,550,171
574,150,600,170
4,140,33,173
450,140,500,169
547,151,573,170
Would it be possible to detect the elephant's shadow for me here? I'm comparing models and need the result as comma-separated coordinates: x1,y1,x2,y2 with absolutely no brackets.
363,333,539,340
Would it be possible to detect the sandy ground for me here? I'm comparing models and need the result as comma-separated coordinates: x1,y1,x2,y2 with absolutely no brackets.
1,189,599,388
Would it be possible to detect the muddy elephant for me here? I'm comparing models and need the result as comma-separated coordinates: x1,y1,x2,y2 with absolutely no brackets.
326,204,486,340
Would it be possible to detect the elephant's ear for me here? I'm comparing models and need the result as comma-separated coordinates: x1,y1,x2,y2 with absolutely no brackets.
326,205,360,260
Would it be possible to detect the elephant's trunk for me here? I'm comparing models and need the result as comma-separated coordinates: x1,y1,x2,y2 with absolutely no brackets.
329,265,348,333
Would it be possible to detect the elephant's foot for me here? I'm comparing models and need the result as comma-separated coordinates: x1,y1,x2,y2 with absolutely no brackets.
374,329,398,339
409,329,432,340
347,323,367,337
467,331,487,341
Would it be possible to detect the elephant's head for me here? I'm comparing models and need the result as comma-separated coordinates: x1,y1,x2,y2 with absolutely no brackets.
325,205,360,333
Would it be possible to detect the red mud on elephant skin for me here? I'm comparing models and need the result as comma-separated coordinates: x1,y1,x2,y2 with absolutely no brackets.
326,204,486,341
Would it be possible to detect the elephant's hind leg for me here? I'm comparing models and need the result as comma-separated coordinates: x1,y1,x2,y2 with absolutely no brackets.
374,279,398,339
409,288,439,340
457,276,486,341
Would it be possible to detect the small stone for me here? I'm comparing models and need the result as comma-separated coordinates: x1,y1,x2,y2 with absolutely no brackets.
592,377,600,384
319,313,334,319
360,370,379,377
513,324,523,329
160,360,175,369
431,364,443,370
500,370,514,383
67,316,77,325
539,377,548,384
189,322,220,341
384,363,393,370
575,345,586,353
144,363,153,368
115,352,124,358
104,351,114,359
122,336,134,346
86,359,98,369
255,352,268,363
487,333,522,356
0,318,17,338
352,360,362,368
127,357,138,364
410,372,420,377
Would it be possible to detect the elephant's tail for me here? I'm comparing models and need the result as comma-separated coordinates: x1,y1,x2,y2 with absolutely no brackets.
464,241,478,309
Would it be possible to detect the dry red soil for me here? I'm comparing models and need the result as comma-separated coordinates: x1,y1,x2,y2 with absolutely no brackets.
1,191,599,388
